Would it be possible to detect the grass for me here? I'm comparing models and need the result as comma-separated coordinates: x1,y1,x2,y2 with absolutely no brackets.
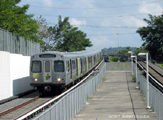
140,90,144,94
102,77,107,82
138,82,140,90
88,97,92,99
132,75,136,82
157,63,163,69
87,96,93,101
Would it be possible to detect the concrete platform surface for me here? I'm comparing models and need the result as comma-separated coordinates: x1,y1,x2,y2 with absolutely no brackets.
72,71,159,120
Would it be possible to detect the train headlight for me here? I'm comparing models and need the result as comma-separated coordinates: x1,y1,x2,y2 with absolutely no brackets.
33,78,38,81
57,78,61,82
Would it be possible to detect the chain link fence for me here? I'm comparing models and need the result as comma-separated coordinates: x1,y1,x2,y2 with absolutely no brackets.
106,62,131,71
0,29,41,56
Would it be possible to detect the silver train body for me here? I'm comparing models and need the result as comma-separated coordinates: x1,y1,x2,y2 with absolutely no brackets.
30,49,102,93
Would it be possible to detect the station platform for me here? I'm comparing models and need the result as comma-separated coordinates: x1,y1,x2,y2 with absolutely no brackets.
72,71,159,120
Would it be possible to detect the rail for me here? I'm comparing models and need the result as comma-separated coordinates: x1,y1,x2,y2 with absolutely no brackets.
16,60,106,120
133,61,163,119
137,61,163,89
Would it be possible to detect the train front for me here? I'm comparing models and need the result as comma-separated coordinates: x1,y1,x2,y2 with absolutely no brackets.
30,53,66,93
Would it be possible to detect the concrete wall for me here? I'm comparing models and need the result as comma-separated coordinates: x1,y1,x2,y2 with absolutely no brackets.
0,51,11,100
0,51,33,100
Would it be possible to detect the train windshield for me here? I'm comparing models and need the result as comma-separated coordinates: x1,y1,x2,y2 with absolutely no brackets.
31,61,41,72
54,61,64,72
45,61,50,72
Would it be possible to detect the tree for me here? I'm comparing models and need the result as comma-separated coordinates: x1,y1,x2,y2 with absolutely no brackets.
133,47,147,55
35,15,50,39
35,15,51,50
0,0,43,44
118,47,131,55
47,15,92,52
136,14,163,60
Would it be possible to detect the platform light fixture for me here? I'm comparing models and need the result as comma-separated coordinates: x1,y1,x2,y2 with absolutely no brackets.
131,56,138,89
138,53,150,109
128,51,133,74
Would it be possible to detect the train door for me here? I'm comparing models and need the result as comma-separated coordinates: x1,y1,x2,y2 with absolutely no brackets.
77,58,81,77
86,57,88,72
43,61,52,82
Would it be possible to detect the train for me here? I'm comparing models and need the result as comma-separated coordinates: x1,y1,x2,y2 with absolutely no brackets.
30,49,103,93
102,55,109,62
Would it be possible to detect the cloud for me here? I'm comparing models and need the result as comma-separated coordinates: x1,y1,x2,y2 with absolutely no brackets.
70,18,87,27
40,0,53,7
122,17,147,28
91,36,116,49
71,0,95,8
100,16,146,29
139,3,163,14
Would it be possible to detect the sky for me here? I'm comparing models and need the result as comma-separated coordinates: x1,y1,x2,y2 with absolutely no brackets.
18,0,163,50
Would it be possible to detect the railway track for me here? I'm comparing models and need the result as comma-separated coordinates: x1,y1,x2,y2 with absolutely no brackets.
0,96,39,116
0,91,39,114
137,60,163,92
0,95,56,120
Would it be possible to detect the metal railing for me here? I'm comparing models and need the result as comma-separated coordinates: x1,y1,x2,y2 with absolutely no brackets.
0,29,41,56
32,63,106,120
133,63,163,120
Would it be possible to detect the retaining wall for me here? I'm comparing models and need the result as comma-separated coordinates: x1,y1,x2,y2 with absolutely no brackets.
0,51,32,100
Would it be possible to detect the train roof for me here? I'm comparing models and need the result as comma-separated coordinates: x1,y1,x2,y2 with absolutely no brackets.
32,49,101,57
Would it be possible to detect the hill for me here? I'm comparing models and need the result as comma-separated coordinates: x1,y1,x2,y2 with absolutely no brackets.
102,47,137,55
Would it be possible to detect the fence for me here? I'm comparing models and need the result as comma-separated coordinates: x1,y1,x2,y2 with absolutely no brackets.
106,62,131,71
32,63,106,120
0,29,41,56
133,62,163,120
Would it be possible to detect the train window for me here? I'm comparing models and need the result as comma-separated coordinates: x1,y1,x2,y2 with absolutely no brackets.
31,61,41,73
83,58,86,72
72,60,76,70
66,61,69,72
54,61,64,72
45,61,50,72
80,58,82,73
39,54,56,58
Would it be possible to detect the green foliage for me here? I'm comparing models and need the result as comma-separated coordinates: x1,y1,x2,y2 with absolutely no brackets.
133,47,148,55
46,15,92,52
102,47,137,55
136,14,163,60
0,0,44,45
118,47,131,55
132,75,136,82
110,56,118,62
157,63,163,68
102,77,106,82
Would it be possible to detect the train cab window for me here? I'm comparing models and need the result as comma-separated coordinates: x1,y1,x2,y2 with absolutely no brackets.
31,61,41,72
54,61,64,72
45,61,50,72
